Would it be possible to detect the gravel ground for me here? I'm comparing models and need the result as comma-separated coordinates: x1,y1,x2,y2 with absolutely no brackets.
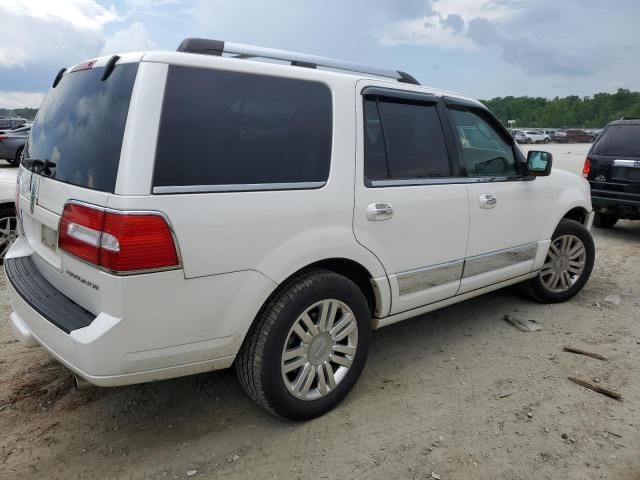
2,144,640,480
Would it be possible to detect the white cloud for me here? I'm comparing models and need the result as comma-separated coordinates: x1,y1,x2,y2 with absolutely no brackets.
101,22,156,55
0,91,45,109
379,0,524,49
0,0,119,31
0,0,120,68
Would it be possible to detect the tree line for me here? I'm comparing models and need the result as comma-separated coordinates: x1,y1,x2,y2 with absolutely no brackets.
482,89,640,129
3,88,640,129
0,108,38,121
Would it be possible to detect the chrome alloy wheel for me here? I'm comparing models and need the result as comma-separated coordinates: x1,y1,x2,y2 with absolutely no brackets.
281,299,358,401
540,234,586,293
0,216,17,259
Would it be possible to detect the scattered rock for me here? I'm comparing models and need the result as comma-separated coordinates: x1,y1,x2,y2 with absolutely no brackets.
603,295,621,306
227,454,240,463
186,470,197,477
431,473,441,480
504,314,541,332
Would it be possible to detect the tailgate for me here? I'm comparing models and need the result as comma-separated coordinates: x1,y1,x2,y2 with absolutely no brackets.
14,58,140,315
17,168,111,314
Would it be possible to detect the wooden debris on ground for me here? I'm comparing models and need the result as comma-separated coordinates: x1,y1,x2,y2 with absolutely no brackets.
563,346,608,360
568,376,622,400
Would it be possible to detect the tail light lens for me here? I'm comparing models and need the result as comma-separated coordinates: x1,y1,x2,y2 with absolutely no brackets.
59,202,179,274
582,157,592,178
0,135,7,141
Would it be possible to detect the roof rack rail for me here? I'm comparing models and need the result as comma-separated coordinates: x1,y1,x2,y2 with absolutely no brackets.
176,38,420,85
620,116,640,120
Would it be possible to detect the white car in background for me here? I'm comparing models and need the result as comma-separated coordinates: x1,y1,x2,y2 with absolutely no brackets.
0,168,17,259
523,130,551,144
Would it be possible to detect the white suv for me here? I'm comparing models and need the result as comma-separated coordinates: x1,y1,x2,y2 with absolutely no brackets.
6,39,595,420
523,130,551,144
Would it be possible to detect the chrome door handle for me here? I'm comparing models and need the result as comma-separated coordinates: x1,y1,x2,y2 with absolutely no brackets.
366,202,394,221
479,194,497,209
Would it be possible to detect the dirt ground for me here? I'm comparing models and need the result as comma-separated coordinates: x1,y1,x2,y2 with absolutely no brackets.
2,144,639,480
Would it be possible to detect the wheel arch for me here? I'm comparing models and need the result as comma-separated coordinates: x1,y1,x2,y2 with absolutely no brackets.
239,256,389,351
0,201,16,212
561,206,590,225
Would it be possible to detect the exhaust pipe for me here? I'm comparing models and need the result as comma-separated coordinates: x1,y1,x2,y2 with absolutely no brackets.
72,375,92,391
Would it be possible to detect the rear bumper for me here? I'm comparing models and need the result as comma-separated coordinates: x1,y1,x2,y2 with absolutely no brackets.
4,239,276,387
592,189,640,218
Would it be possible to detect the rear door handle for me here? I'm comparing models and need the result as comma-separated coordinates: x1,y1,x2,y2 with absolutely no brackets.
366,202,394,221
479,194,497,209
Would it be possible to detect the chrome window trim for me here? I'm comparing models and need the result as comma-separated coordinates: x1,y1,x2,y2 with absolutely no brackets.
368,176,523,188
396,260,464,296
462,242,538,278
153,181,326,194
613,159,640,168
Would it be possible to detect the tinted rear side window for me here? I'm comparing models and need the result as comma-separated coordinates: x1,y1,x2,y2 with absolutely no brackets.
153,66,332,191
593,125,640,157
27,64,138,192
364,97,450,183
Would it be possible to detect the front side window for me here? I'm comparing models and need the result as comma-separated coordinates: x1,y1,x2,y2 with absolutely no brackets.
450,108,517,177
154,66,332,190
363,96,450,183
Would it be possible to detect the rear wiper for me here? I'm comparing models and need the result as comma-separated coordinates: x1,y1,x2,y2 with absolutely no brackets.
22,157,56,177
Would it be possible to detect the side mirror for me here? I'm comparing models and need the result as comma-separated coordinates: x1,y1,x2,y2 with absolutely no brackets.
526,150,553,177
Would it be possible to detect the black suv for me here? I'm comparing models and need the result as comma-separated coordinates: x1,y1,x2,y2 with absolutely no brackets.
584,117,640,228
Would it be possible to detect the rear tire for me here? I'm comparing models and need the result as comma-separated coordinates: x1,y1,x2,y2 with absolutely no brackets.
593,212,618,229
0,206,17,262
522,219,594,303
9,147,23,167
526,138,532,144
235,269,371,420
544,138,550,144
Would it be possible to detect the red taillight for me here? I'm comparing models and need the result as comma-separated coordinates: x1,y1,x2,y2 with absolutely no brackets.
0,135,7,141
582,157,592,178
59,203,179,274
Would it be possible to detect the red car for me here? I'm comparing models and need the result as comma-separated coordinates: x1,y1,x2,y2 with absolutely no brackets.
555,129,594,143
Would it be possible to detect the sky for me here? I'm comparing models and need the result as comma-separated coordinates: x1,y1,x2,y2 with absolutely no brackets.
1,0,639,108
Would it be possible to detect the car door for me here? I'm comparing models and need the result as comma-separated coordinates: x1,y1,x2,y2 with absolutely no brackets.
353,82,469,315
443,98,545,293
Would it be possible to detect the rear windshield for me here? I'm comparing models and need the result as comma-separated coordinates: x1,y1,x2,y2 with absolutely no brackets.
153,66,332,191
26,63,138,192
593,124,640,157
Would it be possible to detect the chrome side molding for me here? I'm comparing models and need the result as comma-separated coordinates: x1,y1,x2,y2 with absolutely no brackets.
462,243,538,278
395,243,539,296
397,260,464,296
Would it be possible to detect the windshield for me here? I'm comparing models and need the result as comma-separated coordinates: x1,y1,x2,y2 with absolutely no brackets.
593,125,640,157
26,63,138,192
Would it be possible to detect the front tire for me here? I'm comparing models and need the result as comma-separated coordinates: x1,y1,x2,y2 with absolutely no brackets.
523,219,594,303
236,270,371,420
593,212,618,229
